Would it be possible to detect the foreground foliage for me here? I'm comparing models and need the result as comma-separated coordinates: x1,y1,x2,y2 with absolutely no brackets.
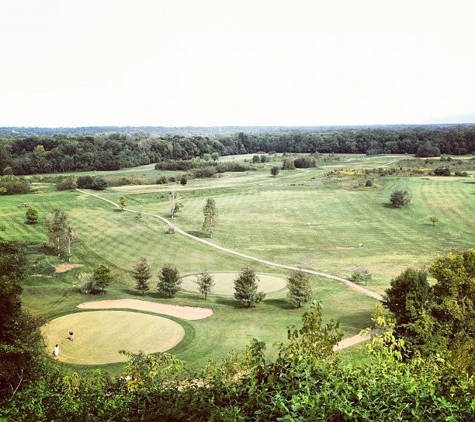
3,301,475,421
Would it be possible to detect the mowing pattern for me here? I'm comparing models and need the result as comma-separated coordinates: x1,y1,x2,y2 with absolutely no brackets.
42,311,185,365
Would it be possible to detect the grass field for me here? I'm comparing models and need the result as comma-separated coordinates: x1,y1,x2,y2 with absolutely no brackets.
1,153,474,373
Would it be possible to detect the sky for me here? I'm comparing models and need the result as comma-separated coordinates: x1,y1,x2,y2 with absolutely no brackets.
1,0,474,128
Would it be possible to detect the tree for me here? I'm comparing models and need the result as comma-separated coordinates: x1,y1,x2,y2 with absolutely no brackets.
233,267,266,308
93,264,113,293
211,152,219,162
270,166,280,177
383,267,433,328
202,198,218,238
286,269,313,308
180,175,187,186
0,241,43,400
91,176,108,190
429,216,439,226
350,267,372,286
118,196,127,211
25,207,38,224
45,207,69,257
169,191,183,218
390,188,411,208
194,270,215,300
133,258,152,295
157,263,182,298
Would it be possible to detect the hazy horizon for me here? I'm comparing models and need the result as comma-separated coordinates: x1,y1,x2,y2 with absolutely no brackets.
1,1,474,128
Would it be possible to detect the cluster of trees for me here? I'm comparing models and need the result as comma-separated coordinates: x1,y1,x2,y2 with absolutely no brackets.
1,125,474,176
383,248,475,372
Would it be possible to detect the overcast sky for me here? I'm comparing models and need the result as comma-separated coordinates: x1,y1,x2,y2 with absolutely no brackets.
1,0,474,128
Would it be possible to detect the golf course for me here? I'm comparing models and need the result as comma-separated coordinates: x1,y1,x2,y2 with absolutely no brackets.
2,153,474,373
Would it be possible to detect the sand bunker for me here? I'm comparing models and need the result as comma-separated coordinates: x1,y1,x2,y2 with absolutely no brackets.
77,299,213,320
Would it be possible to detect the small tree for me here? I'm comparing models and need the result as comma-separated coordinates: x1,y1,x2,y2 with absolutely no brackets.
194,270,215,300
180,175,187,186
157,263,182,298
350,267,372,286
25,207,39,224
233,267,266,308
270,166,280,177
287,269,313,308
76,273,94,294
133,258,152,295
390,188,412,208
429,216,439,226
202,198,218,238
118,196,127,211
170,191,183,218
93,264,113,293
211,152,219,162
46,207,69,257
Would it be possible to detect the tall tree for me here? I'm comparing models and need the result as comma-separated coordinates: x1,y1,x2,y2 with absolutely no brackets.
157,263,182,298
133,258,152,295
93,264,113,293
194,270,215,300
233,267,266,308
202,198,218,238
0,241,43,400
45,207,69,257
286,269,313,308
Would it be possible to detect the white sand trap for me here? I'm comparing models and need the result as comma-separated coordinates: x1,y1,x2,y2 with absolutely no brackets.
77,299,213,320
181,273,287,296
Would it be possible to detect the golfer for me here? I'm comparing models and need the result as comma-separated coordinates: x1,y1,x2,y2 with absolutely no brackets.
52,344,60,357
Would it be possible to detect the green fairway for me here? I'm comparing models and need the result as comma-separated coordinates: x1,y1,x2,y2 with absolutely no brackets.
42,311,185,364
2,154,473,371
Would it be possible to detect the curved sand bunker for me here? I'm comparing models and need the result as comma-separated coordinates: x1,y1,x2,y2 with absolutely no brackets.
77,299,213,320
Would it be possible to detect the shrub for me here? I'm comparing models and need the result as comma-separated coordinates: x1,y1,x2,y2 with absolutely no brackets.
390,188,412,208
91,176,108,190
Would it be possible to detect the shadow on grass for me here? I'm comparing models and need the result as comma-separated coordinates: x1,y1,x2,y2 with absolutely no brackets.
186,230,210,239
263,298,294,310
338,308,374,330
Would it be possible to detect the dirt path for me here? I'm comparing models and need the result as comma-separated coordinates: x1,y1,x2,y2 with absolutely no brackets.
76,189,382,349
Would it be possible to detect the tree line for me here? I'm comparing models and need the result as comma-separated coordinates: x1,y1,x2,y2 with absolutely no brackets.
1,125,474,175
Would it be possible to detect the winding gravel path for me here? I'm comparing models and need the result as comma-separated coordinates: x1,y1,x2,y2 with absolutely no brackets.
77,189,382,349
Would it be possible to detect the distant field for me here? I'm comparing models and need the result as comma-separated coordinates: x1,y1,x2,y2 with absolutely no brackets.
2,153,474,371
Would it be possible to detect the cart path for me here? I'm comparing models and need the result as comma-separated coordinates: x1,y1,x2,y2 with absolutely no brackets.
77,189,383,302
77,189,382,350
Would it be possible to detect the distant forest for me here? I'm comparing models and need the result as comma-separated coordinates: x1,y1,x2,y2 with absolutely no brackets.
0,124,474,175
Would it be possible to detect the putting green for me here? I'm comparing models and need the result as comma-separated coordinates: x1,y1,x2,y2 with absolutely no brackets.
42,311,185,365
181,272,287,295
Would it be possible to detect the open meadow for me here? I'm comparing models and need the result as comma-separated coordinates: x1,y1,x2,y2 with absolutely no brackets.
1,154,474,374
